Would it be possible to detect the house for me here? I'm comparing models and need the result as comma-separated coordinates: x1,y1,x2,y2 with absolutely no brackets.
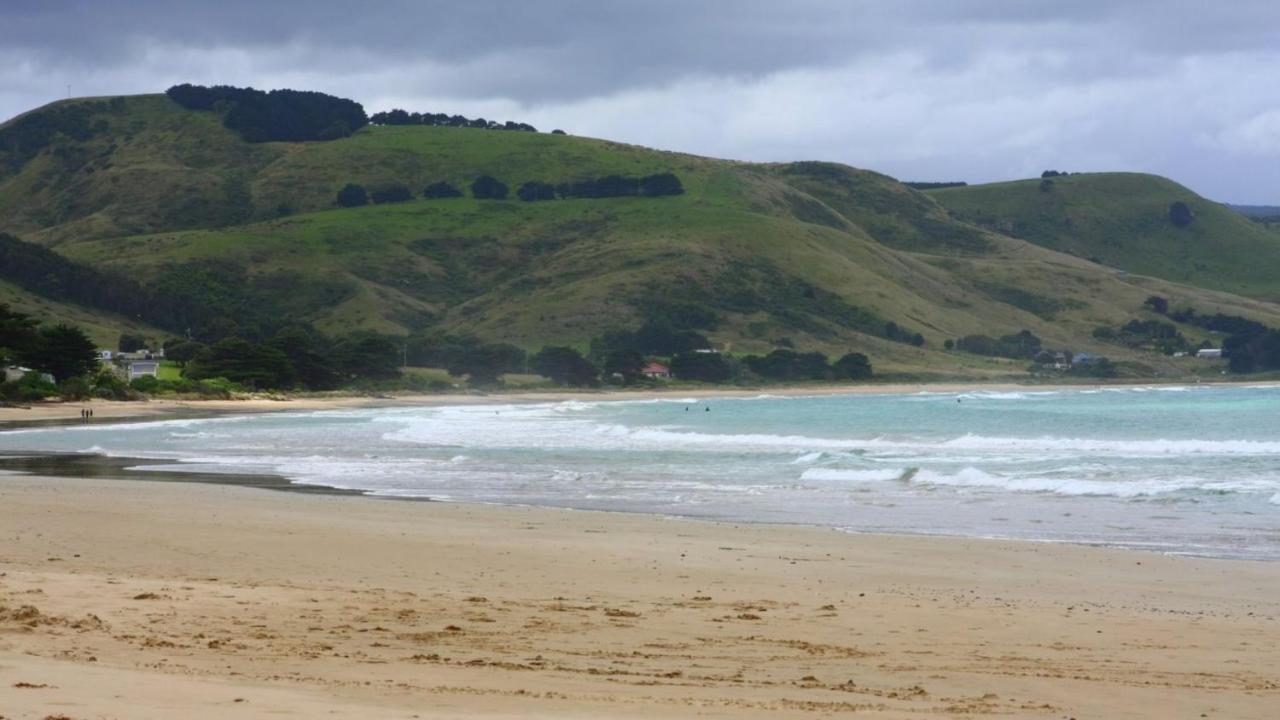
96,349,114,361
1196,348,1223,359
3,367,54,384
127,359,160,381
4,366,32,383
640,362,671,379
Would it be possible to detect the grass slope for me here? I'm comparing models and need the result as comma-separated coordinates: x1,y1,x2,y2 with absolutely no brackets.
4,95,1280,378
0,278,164,348
928,173,1280,301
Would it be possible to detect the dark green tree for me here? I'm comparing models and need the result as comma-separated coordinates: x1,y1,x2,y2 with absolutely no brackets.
336,183,368,207
118,333,148,352
832,352,873,380
186,338,296,389
471,175,509,200
603,349,646,384
743,349,830,380
445,343,516,386
670,352,731,383
22,324,99,382
640,173,684,197
532,346,599,387
269,326,342,389
0,303,39,366
1143,295,1170,314
163,339,206,366
516,181,557,202
1169,201,1194,227
334,334,401,381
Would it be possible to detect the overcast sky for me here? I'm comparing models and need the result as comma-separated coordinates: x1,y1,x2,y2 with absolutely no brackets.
4,0,1279,202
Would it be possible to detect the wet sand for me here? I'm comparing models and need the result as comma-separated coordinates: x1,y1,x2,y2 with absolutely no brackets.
1,474,1277,719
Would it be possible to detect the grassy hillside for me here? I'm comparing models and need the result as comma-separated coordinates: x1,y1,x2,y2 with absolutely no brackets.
4,94,1280,379
928,173,1280,301
0,278,163,347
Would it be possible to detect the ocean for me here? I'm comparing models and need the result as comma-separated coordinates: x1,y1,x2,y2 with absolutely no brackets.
3,385,1278,560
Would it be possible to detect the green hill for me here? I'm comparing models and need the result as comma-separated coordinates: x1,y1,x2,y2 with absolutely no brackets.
927,173,1280,301
4,93,1280,379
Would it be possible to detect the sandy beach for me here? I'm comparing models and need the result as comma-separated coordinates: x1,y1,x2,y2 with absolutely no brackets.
0,473,1277,719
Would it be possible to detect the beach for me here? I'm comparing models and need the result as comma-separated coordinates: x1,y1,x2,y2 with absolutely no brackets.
1,473,1278,719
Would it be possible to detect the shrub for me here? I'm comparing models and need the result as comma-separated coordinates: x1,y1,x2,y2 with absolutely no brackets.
517,181,557,202
1169,201,1194,227
471,175,508,200
58,375,94,400
130,375,161,393
336,183,368,207
832,352,873,380
640,173,684,197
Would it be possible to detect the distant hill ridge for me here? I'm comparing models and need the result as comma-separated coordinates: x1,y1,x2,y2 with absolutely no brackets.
2,88,1280,381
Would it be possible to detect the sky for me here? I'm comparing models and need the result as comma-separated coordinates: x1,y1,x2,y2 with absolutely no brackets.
3,0,1279,203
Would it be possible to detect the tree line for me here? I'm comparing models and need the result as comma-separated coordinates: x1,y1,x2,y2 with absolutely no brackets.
335,173,684,207
409,318,873,389
166,84,368,142
1144,295,1280,372
903,181,967,190
369,109,543,134
0,304,132,403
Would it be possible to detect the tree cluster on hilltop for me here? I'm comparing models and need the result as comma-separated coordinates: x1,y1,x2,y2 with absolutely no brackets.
165,84,368,142
369,108,539,133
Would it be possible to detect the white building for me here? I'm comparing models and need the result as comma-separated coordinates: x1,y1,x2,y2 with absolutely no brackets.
1195,348,1223,359
127,359,160,381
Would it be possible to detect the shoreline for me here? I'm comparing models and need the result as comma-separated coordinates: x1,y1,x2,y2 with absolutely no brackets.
0,449,1270,564
1,473,1277,718
4,378,1278,429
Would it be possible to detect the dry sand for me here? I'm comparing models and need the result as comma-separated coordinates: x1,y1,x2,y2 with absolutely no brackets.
0,474,1277,719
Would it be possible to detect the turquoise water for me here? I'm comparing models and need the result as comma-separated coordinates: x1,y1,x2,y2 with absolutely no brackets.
3,385,1279,559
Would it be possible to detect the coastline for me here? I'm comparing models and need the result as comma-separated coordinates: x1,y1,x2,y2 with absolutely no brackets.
4,378,1278,429
1,473,1277,719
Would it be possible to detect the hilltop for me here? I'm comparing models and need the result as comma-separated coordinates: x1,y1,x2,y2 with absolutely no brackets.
927,173,1280,301
3,90,1280,380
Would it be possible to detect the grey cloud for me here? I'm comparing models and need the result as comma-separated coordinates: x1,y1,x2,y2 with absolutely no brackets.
2,1,1279,201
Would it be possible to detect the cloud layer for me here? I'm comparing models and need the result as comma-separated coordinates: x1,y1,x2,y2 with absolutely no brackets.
3,0,1278,201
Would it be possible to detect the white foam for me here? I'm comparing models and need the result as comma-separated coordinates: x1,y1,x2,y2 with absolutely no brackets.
905,467,1274,498
1270,493,1280,506
800,468,906,483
